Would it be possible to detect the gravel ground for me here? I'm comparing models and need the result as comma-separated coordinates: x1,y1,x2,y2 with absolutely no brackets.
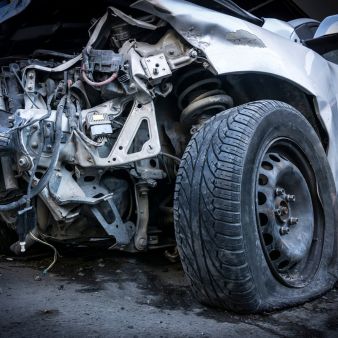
0,248,338,338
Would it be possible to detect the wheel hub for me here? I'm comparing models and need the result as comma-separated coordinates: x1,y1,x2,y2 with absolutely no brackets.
274,196,291,223
256,151,314,280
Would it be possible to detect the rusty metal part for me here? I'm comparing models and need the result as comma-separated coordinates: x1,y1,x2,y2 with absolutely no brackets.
134,184,150,251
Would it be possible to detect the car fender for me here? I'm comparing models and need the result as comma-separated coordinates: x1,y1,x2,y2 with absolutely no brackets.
134,0,338,190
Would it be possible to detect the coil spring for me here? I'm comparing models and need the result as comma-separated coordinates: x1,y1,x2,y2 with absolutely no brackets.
176,68,233,126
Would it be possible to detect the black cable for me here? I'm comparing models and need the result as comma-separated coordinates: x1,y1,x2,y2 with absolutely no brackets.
32,49,75,60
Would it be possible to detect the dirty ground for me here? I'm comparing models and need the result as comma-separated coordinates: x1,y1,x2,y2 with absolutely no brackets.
0,248,337,338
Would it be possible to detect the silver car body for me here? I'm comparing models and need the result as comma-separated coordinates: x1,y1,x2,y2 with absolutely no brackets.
135,0,338,189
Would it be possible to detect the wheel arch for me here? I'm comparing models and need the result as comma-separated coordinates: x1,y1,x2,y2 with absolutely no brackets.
220,72,329,151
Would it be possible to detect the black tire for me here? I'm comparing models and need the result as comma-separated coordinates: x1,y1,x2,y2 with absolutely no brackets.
174,100,338,313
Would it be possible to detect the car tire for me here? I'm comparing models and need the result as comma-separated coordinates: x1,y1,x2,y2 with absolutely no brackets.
174,100,338,313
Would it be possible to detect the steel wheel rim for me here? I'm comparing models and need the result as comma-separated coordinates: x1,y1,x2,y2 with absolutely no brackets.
255,138,324,287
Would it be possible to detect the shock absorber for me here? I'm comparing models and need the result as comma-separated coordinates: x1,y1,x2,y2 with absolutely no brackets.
175,68,233,127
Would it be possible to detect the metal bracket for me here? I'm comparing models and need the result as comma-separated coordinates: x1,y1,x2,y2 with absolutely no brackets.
24,70,36,109
25,70,36,93
43,120,55,153
91,198,135,246
133,184,149,250
48,167,114,205
141,53,172,84
74,99,161,167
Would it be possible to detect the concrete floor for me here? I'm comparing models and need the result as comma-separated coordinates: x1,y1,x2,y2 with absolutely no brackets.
0,249,338,338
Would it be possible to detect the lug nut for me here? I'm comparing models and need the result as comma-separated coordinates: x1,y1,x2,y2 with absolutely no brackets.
288,217,299,225
280,226,290,235
275,188,285,196
285,194,296,202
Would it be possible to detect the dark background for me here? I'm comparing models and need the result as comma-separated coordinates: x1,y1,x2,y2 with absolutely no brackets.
237,0,337,21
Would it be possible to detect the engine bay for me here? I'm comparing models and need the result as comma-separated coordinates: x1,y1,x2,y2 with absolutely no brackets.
0,6,233,254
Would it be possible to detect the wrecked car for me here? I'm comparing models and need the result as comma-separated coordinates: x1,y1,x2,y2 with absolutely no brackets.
0,0,338,313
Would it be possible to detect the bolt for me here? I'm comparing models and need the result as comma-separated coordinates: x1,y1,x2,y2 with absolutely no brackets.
46,144,52,151
28,73,34,79
46,122,52,128
288,217,299,225
190,50,198,58
31,142,38,149
275,187,285,196
285,194,296,202
18,156,28,167
18,156,31,170
27,85,33,91
280,226,290,235
18,158,25,166
190,126,198,135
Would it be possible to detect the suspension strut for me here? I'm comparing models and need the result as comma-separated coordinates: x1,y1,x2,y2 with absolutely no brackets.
176,68,233,127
